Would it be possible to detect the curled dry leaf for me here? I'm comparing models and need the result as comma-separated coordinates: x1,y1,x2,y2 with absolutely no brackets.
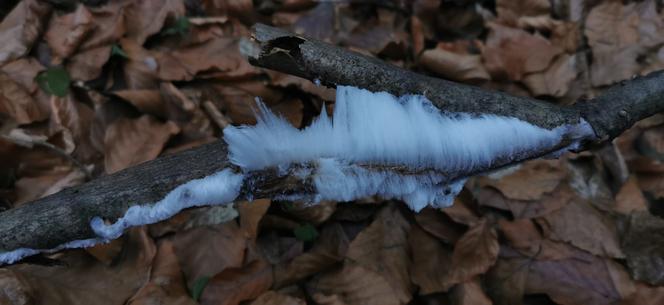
480,159,566,201
79,0,128,50
539,199,625,258
66,46,112,81
345,205,413,304
250,291,305,305
408,224,452,294
238,199,272,240
621,212,664,285
273,223,349,287
498,218,574,260
104,115,179,173
443,219,499,288
124,0,185,45
0,71,48,124
307,263,402,305
44,4,94,62
128,240,196,305
200,259,273,305
496,0,550,20
414,207,465,244
614,176,649,214
585,0,664,86
522,53,578,97
172,223,247,290
450,278,493,305
285,201,337,225
0,0,51,66
524,247,635,305
419,46,490,82
482,22,563,81
1,228,156,305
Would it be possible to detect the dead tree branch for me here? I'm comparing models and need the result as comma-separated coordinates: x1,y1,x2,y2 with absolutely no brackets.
0,24,662,259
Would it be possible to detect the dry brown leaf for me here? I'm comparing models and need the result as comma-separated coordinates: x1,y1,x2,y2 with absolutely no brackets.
238,199,272,239
585,0,664,86
79,0,128,50
620,283,664,305
66,46,112,81
13,166,85,206
408,224,452,294
128,240,195,305
345,205,413,304
201,259,273,305
120,39,161,89
522,54,578,97
250,291,305,305
0,71,47,124
285,201,337,225
202,0,255,23
414,207,465,244
124,0,185,45
525,247,636,305
50,95,101,162
480,160,566,201
443,219,499,287
450,278,493,305
158,37,259,81
539,199,624,258
621,212,664,285
1,228,155,305
307,263,402,305
112,89,165,117
172,222,247,289
0,0,51,66
44,4,94,62
104,115,179,173
496,0,550,20
484,258,528,305
419,46,490,82
614,176,649,214
482,22,563,81
274,223,349,287
442,196,481,226
498,218,574,260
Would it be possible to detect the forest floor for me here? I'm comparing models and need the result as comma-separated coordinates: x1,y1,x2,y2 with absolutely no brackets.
1,0,664,304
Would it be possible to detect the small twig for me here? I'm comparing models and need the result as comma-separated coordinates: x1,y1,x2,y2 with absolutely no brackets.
202,100,232,130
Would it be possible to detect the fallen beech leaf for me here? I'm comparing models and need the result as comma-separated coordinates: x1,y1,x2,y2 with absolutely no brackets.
172,223,247,290
202,0,255,23
66,46,112,81
523,54,578,97
50,95,100,162
408,224,452,294
285,201,337,225
485,258,528,305
238,199,271,239
498,218,573,260
346,205,413,304
128,240,195,305
620,283,664,305
413,207,465,244
525,247,635,305
1,228,155,305
44,4,94,62
273,223,349,287
0,71,47,124
307,263,402,305
482,22,563,81
442,195,480,226
443,219,499,287
250,291,305,305
79,0,128,50
13,166,85,206
200,259,273,305
419,46,490,82
104,115,179,173
450,279,492,305
0,0,51,66
496,0,550,20
614,176,649,214
585,0,664,86
480,160,566,200
124,0,185,45
112,89,165,117
540,199,624,258
621,212,664,285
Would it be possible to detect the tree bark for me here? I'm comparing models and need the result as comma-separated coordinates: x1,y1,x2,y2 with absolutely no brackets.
1,24,663,258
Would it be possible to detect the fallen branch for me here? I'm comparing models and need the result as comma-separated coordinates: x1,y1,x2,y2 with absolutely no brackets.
0,24,662,263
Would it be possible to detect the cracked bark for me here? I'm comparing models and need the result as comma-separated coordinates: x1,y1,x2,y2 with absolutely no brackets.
1,23,663,262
